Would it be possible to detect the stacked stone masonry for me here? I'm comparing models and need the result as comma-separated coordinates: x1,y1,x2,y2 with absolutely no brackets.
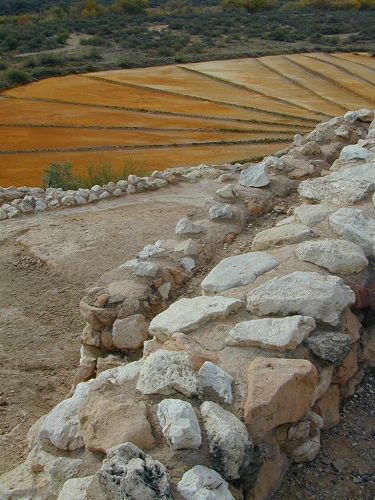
1,109,375,500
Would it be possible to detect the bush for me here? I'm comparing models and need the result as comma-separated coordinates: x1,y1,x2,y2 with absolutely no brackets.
2,68,32,85
42,162,81,190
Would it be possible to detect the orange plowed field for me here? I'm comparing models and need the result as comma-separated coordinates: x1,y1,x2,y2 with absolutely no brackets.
1,52,374,187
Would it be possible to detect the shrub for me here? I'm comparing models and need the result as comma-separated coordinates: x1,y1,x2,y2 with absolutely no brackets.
42,161,81,190
2,68,32,85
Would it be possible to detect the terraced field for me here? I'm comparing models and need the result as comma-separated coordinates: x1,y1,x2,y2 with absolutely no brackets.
1,52,375,187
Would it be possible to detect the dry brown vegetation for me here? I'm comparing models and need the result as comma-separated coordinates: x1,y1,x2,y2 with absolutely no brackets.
1,51,375,186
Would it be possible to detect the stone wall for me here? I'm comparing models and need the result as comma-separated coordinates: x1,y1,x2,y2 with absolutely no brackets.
1,109,375,500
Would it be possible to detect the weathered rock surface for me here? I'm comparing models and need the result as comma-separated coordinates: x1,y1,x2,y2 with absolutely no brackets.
245,358,318,440
79,385,154,453
239,163,270,188
313,384,340,429
247,271,355,326
198,361,233,404
200,401,253,481
121,259,158,277
136,350,199,396
112,314,149,350
149,296,242,341
201,252,279,295
176,217,204,236
38,382,92,451
57,476,93,500
293,204,336,226
295,239,368,274
93,443,171,499
329,208,375,257
177,465,234,500
306,332,351,365
252,224,314,251
225,316,316,351
157,399,202,450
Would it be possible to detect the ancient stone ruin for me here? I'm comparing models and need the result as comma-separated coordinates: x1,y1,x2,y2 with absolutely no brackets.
1,108,375,499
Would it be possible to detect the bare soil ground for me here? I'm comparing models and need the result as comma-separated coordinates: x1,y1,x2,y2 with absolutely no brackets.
0,181,216,475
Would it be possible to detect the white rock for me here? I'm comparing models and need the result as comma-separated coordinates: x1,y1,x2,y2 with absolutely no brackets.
209,203,233,220
180,257,196,273
329,208,375,257
157,399,202,450
247,271,355,326
112,314,149,350
38,382,93,451
139,241,168,259
295,239,368,274
216,184,236,199
149,296,242,341
178,465,234,500
252,224,314,251
225,315,316,351
57,476,93,500
200,401,253,481
136,350,200,397
176,217,204,236
293,204,336,226
239,163,270,187
344,109,374,123
121,259,159,277
199,362,233,404
97,360,143,384
35,199,47,212
339,144,374,162
262,155,285,170
201,252,279,295
99,191,111,200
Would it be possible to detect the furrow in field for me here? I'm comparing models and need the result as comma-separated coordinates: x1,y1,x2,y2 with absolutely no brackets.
3,95,313,129
304,53,375,89
258,55,347,116
89,65,319,125
332,53,375,73
285,55,375,108
1,97,310,131
182,60,332,120
0,142,288,187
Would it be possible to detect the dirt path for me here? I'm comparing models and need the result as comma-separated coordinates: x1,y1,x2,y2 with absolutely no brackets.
0,181,217,475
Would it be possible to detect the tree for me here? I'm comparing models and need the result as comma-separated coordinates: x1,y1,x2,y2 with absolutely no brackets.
82,0,100,17
222,0,277,11
111,0,149,14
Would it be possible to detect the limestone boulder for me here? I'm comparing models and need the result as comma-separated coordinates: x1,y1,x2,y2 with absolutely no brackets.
239,163,270,188
149,296,242,342
112,314,149,350
339,144,374,161
198,361,233,404
136,350,200,397
175,217,204,236
226,316,316,352
57,476,94,500
163,332,219,370
247,271,355,326
293,203,336,226
38,382,93,451
121,259,158,278
252,224,314,251
201,252,279,295
92,443,171,499
177,465,234,500
295,239,368,274
306,332,351,365
157,399,201,450
245,358,317,441
200,401,253,481
79,385,154,453
329,208,375,257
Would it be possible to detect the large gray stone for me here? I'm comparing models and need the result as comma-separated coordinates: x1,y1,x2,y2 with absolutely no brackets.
157,399,202,450
177,465,234,500
295,239,368,274
57,476,94,500
94,443,171,500
201,252,279,295
209,203,234,220
136,350,200,397
329,208,375,257
176,217,204,236
225,316,316,351
293,204,336,226
247,271,355,326
252,224,314,251
121,259,158,277
198,362,233,404
149,296,242,342
239,163,270,188
200,401,253,481
306,332,351,365
339,145,374,161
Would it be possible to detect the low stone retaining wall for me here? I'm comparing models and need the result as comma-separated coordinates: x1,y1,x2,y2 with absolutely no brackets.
1,109,374,500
